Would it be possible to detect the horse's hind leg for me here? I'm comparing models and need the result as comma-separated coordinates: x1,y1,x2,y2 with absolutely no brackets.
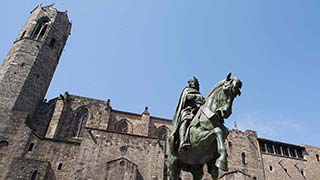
167,153,181,180
190,164,203,180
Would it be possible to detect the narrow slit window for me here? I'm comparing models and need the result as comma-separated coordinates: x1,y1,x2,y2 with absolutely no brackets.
316,154,319,162
49,38,56,48
241,152,247,165
31,170,37,180
20,30,26,40
58,163,63,170
28,143,34,152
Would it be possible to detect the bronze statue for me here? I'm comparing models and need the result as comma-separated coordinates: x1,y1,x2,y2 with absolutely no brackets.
173,76,206,152
168,73,242,180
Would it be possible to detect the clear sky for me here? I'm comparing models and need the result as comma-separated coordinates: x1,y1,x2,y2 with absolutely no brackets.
1,1,319,147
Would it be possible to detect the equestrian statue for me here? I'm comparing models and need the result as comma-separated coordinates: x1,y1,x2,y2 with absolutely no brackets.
167,73,242,180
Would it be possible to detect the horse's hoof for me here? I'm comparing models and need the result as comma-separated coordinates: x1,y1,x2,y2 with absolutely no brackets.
215,159,228,171
211,166,219,180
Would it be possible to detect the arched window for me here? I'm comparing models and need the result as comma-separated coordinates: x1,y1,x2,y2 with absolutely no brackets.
316,154,319,162
31,170,37,180
0,141,9,150
241,152,247,165
157,126,168,139
31,17,50,40
115,120,129,133
269,165,273,171
73,107,89,138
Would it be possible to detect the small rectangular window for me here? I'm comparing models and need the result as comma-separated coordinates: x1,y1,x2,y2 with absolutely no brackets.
28,143,34,152
260,143,266,152
297,149,304,159
58,163,63,170
282,146,289,156
267,144,274,154
289,148,297,158
275,145,282,155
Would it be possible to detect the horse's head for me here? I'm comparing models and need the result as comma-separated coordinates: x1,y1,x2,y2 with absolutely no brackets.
206,73,242,119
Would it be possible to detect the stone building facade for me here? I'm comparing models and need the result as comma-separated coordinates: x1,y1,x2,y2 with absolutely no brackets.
0,5,319,180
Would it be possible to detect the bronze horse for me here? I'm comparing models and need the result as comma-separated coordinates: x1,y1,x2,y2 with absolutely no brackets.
167,73,242,180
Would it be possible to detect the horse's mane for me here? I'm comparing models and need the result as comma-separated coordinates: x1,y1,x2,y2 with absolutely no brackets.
206,80,225,98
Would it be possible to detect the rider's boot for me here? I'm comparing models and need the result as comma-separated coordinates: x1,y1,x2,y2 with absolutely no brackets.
179,140,191,152
178,121,191,152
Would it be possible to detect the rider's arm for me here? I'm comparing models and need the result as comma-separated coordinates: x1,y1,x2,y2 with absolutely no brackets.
186,93,205,104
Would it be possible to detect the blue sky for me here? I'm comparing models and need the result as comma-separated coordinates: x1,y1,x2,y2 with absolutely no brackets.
1,1,319,147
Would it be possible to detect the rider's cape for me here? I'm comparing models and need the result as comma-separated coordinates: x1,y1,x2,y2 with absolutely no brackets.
171,87,201,146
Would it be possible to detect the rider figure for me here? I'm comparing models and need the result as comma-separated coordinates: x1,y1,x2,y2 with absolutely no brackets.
173,76,205,152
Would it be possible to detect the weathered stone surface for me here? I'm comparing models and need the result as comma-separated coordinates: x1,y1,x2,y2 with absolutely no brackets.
0,5,71,117
5,158,56,180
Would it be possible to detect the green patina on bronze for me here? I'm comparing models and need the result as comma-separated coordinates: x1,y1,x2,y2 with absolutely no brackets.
168,73,242,180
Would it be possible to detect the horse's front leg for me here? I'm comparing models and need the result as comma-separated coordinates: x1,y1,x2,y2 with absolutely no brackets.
207,160,219,180
213,126,228,171
190,164,204,180
167,153,181,180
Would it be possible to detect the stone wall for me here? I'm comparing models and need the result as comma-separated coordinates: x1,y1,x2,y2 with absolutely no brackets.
223,129,264,180
0,111,32,179
75,130,166,180
22,94,172,180
22,133,80,180
303,145,320,180
5,158,56,180
262,144,320,180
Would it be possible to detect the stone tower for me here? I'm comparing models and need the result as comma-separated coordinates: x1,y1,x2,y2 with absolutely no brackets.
0,4,71,179
0,4,71,116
